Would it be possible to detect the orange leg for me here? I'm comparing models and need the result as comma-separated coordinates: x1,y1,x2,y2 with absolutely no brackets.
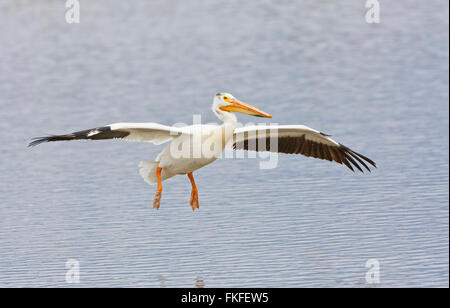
153,167,162,209
188,172,199,211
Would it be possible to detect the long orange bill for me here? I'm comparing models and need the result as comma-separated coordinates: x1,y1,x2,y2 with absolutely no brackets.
220,99,272,118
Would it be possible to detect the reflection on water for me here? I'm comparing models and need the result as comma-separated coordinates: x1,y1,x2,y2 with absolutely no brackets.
157,274,205,288
195,276,206,288
0,0,448,287
157,275,167,288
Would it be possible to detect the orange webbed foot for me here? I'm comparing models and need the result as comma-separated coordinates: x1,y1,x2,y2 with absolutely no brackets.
187,172,199,211
153,191,162,209
153,167,163,210
190,189,199,211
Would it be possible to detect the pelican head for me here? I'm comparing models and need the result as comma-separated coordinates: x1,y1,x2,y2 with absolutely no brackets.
213,93,272,119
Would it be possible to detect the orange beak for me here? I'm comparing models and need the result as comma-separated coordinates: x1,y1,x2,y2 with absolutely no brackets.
219,99,272,118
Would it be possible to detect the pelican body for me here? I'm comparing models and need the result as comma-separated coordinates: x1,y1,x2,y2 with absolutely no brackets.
29,93,375,210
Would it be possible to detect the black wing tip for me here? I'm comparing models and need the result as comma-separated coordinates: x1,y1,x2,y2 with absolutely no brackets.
28,136,52,147
338,143,376,173
27,126,131,148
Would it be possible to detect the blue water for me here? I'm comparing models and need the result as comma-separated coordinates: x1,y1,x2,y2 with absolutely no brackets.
0,0,448,287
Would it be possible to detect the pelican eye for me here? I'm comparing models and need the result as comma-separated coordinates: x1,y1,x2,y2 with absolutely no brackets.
223,96,231,102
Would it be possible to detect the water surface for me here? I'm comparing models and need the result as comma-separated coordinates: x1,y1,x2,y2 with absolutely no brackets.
0,0,448,287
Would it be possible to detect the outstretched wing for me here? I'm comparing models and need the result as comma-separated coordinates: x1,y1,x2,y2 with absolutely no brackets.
233,125,376,172
29,123,187,147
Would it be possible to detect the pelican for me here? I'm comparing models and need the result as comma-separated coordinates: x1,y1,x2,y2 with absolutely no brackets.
29,93,376,210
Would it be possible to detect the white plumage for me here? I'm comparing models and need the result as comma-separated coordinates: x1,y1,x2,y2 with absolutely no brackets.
30,93,375,210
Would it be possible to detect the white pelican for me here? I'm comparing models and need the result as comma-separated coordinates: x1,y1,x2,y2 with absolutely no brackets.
29,93,376,210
